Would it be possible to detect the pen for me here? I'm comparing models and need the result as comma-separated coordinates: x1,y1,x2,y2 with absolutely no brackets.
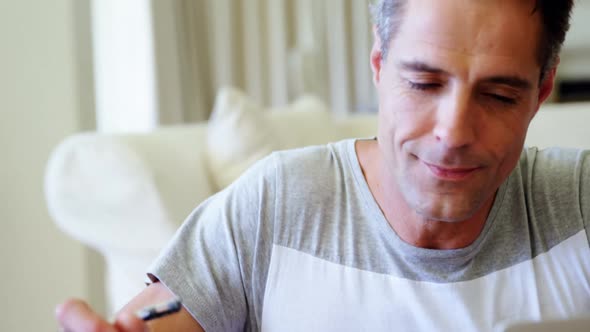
136,298,182,321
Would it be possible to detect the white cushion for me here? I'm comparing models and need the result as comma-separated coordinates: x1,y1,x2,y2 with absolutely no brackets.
266,97,336,149
206,87,276,189
207,87,334,188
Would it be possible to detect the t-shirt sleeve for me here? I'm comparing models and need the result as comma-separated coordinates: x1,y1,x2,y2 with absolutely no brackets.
146,154,278,332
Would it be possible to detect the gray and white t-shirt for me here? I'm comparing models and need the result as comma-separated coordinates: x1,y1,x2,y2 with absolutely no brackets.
148,139,590,332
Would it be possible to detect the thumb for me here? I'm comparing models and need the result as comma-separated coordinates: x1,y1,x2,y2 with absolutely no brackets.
56,298,117,332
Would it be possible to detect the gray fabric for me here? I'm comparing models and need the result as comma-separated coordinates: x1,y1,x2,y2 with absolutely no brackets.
148,139,590,332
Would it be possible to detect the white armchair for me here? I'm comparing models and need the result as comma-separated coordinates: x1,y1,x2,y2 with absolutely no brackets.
44,88,377,314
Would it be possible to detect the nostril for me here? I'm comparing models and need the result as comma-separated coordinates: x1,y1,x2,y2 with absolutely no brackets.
433,122,477,148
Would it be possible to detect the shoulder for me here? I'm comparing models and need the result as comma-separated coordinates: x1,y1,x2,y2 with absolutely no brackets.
516,147,590,238
273,139,352,166
221,139,355,206
523,146,588,168
271,139,354,184
519,147,589,190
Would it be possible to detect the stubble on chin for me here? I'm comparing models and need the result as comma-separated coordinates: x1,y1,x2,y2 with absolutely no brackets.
395,163,493,223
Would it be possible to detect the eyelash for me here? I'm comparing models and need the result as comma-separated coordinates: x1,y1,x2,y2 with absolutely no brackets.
484,93,517,105
408,82,441,91
408,82,517,105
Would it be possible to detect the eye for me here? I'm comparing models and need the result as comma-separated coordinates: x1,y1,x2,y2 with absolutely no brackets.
408,81,442,91
484,93,517,105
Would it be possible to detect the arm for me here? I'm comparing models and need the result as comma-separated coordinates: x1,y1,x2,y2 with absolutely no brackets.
57,154,280,331
56,282,204,332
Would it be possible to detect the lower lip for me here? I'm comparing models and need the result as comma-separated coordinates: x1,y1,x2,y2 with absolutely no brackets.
424,163,480,181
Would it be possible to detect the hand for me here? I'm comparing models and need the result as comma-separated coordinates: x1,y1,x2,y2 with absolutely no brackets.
56,299,147,332
56,282,203,332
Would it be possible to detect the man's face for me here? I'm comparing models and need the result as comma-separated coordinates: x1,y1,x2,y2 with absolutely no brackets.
371,0,555,222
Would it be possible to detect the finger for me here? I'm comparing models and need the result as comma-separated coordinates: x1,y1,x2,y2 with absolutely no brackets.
56,299,116,332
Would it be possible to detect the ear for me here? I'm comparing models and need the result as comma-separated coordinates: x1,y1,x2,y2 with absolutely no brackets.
536,58,559,108
371,25,383,86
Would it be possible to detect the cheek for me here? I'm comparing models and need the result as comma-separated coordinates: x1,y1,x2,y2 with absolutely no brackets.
480,112,530,165
378,90,434,136
386,112,434,154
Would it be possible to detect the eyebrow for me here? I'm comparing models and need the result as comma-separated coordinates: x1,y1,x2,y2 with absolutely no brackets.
399,61,448,74
399,60,533,90
483,76,533,90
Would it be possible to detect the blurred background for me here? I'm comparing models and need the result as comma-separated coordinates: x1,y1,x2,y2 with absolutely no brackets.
1,0,589,330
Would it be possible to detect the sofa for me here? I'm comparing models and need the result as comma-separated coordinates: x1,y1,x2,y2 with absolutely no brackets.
44,87,590,315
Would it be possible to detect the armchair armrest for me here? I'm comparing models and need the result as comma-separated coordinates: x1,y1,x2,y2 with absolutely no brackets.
44,124,215,313
45,133,174,252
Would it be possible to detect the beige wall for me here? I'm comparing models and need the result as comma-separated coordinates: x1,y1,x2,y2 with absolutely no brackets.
0,0,91,330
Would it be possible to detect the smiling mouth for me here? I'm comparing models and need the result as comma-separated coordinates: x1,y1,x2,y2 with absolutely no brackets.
422,161,481,181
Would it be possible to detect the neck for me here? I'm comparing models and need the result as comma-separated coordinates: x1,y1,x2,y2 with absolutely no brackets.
356,139,494,250
384,188,494,249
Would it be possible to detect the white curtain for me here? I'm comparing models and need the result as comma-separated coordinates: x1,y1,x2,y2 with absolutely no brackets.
91,1,590,130
158,0,377,123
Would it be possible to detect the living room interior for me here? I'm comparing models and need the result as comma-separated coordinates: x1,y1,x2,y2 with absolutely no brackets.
2,1,590,331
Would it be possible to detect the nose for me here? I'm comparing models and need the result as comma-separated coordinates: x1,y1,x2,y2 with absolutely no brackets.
433,90,477,149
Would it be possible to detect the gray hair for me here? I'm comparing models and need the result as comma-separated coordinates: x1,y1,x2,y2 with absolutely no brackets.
370,0,574,82
369,0,406,62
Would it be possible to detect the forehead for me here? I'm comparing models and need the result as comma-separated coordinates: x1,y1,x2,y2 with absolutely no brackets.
390,0,543,80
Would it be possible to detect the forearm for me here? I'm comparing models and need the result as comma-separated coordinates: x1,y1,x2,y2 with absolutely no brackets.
57,281,204,332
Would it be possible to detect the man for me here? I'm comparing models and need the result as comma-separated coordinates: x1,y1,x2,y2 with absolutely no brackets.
57,0,587,331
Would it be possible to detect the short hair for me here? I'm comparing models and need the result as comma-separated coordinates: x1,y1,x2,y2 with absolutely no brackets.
370,0,574,82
